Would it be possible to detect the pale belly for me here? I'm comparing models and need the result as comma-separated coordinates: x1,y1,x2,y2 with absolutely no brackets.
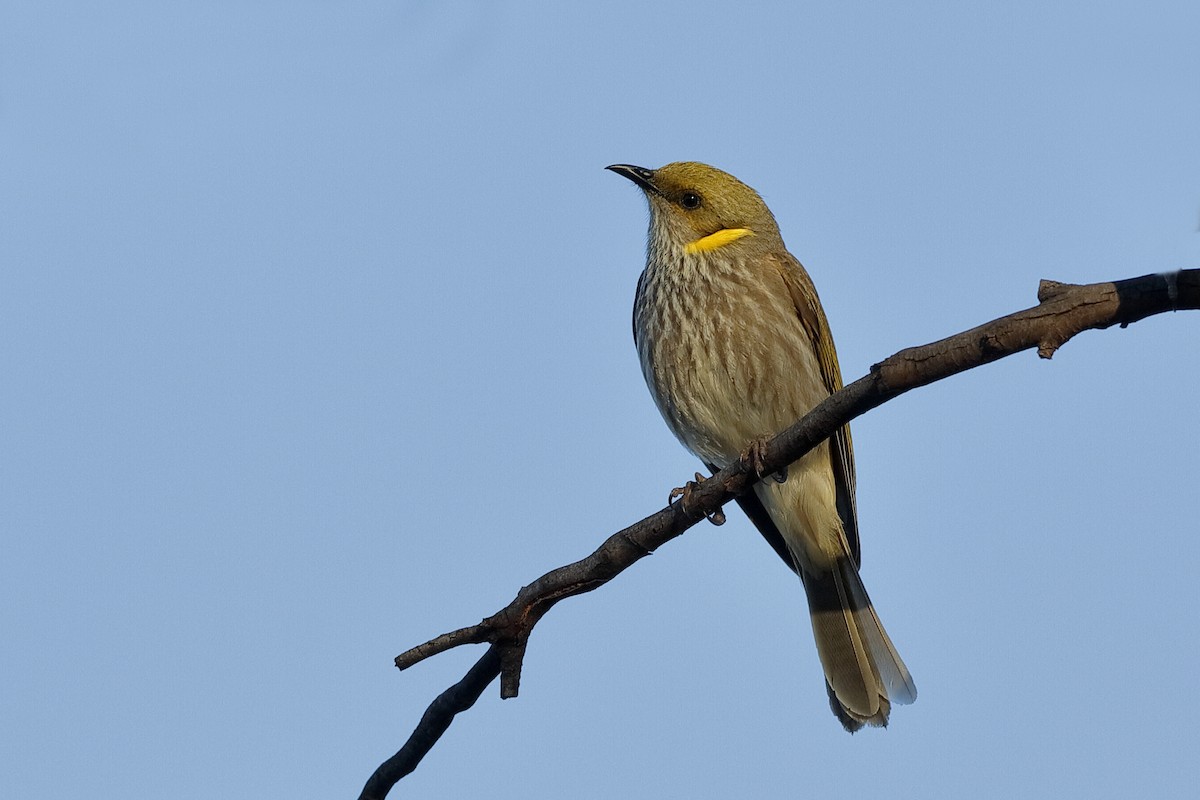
633,258,848,569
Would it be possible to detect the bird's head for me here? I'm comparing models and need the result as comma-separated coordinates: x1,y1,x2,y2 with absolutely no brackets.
607,161,782,257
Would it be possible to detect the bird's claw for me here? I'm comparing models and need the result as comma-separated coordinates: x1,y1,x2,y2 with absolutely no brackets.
668,472,726,525
742,437,788,483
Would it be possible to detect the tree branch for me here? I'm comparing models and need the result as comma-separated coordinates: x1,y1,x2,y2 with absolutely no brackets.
361,270,1198,798
359,647,501,800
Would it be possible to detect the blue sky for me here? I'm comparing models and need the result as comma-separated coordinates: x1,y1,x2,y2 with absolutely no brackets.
2,2,1198,798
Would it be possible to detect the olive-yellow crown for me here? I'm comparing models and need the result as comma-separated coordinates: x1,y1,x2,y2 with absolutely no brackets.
607,161,783,255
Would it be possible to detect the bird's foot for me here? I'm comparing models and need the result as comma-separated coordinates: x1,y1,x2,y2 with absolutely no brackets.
741,437,788,483
668,472,726,525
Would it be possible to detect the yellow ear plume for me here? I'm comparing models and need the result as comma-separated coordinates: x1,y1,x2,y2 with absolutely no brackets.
684,227,754,254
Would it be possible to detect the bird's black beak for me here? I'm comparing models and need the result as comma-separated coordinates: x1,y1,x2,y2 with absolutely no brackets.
606,164,659,195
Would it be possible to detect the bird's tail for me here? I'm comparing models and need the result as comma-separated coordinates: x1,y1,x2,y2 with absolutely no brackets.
802,558,917,731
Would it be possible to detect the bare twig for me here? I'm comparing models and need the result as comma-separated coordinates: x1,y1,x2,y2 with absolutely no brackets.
359,647,501,800
363,270,1198,798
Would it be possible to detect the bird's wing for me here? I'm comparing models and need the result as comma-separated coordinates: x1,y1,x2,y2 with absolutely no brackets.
632,268,648,347
771,252,861,566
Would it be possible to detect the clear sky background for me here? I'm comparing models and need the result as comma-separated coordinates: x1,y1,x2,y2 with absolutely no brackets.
2,2,1198,798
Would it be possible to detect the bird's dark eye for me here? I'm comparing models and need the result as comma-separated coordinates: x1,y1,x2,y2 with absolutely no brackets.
680,192,702,210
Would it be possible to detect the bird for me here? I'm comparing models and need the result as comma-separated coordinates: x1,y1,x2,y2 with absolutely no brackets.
607,161,916,731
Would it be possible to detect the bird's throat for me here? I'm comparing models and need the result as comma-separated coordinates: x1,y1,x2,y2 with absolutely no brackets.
684,227,754,255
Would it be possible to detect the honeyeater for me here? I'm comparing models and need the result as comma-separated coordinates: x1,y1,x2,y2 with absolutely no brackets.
608,161,916,731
